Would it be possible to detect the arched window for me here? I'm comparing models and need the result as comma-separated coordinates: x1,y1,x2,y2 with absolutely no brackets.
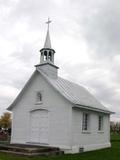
36,92,42,102
48,51,52,61
44,51,47,61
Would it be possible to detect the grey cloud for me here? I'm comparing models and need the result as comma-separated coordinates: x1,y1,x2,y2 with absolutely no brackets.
11,43,38,64
7,0,62,31
80,0,120,56
0,53,34,90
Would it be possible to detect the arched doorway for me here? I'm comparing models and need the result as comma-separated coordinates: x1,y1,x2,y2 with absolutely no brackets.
30,109,49,144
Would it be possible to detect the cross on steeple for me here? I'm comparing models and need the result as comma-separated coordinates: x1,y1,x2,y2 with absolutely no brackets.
46,18,52,30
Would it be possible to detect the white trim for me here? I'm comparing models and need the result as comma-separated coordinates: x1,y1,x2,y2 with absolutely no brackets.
35,102,43,105
30,108,49,112
82,131,91,134
97,131,104,133
30,105,49,112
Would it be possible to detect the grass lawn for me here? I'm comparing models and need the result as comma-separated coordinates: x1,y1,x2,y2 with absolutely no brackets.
0,134,120,160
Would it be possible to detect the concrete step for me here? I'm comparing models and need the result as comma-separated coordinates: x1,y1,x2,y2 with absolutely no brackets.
0,149,63,156
0,144,63,156
0,144,59,151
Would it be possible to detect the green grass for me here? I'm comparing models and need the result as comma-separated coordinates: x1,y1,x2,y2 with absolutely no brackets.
111,133,120,141
0,134,120,160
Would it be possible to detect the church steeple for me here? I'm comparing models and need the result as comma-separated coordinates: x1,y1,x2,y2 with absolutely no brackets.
36,19,59,79
40,18,55,64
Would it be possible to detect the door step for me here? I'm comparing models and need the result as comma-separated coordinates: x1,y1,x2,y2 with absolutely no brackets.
0,149,63,156
0,144,64,156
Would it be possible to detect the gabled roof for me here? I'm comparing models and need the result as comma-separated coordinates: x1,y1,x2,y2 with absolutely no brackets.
8,68,112,114
37,68,112,114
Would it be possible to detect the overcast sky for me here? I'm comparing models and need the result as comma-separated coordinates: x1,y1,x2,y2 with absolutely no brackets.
0,0,120,121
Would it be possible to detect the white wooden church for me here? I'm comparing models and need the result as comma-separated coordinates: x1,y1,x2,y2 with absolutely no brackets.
8,20,112,153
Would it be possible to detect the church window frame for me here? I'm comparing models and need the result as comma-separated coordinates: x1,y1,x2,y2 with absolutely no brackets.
98,115,103,131
82,113,90,132
36,91,43,104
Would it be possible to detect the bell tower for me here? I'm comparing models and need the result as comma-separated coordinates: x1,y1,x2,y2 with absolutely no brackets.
36,18,59,78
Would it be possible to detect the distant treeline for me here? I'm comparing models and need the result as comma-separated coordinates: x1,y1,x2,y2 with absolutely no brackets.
110,121,120,134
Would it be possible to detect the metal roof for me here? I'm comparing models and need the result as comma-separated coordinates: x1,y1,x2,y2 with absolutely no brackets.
37,68,111,114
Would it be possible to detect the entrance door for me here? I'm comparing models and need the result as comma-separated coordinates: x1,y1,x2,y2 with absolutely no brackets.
30,110,49,144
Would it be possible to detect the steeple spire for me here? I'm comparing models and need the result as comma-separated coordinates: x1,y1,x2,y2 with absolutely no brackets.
40,18,55,64
44,18,52,48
